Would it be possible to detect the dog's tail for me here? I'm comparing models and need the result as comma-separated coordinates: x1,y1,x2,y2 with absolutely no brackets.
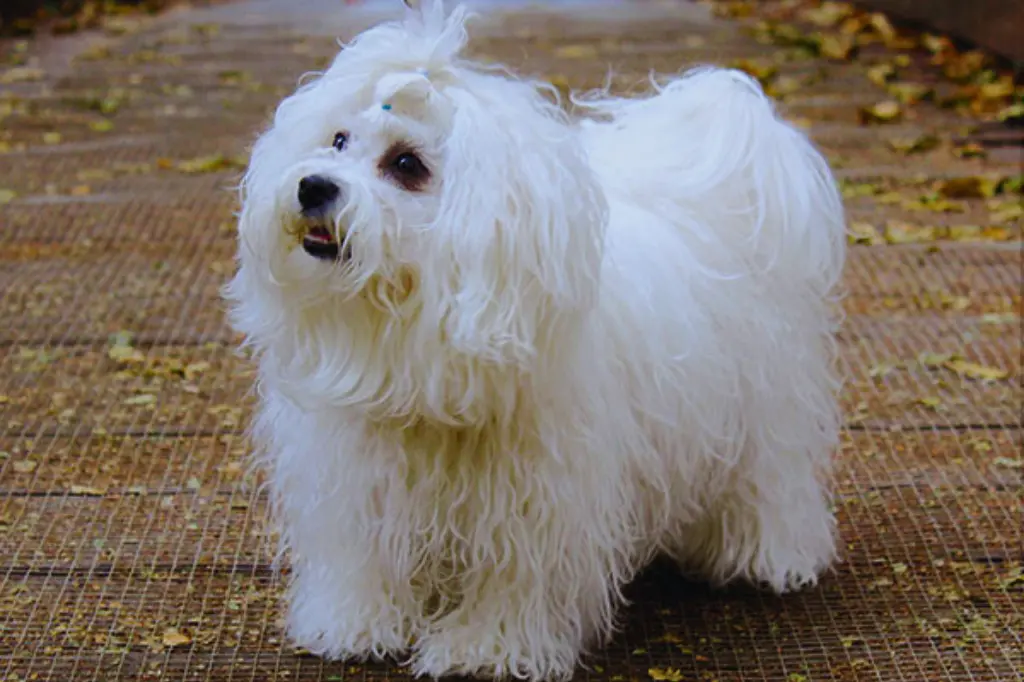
577,67,846,296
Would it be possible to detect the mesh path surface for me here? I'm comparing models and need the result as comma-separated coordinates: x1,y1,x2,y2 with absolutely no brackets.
1,1,1021,681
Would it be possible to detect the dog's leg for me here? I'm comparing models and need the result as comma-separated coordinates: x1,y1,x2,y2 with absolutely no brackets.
410,475,628,682
666,452,836,594
285,548,414,661
268,445,416,660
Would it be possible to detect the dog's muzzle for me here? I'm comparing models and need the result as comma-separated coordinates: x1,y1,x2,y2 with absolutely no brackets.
297,174,344,262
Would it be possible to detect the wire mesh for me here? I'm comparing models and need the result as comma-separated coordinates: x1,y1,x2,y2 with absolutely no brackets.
1,2,1021,681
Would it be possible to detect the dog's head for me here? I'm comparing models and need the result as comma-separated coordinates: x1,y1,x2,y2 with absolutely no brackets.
227,0,607,423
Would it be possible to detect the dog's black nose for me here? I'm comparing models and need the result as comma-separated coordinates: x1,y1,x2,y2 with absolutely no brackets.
297,175,340,213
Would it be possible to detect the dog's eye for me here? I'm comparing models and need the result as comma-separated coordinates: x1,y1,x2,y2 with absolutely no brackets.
382,149,430,191
392,153,426,177
332,131,348,151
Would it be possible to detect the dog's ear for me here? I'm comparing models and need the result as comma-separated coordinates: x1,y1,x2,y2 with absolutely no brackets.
429,83,607,367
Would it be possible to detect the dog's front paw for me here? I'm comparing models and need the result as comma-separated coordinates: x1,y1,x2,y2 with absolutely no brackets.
286,576,411,661
411,623,578,682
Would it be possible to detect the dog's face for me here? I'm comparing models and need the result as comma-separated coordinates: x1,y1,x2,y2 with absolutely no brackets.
227,6,608,421
240,69,451,292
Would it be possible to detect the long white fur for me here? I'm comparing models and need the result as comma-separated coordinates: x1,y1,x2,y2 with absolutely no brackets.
224,1,847,679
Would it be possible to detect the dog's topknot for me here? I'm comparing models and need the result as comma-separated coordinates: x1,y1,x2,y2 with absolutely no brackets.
322,0,470,81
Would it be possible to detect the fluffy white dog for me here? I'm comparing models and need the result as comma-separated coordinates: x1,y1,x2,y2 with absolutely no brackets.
225,0,847,679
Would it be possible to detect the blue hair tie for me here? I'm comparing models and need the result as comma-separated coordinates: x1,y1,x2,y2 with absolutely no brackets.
381,103,392,111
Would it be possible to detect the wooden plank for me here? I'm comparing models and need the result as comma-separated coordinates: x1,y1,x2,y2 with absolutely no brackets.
858,0,1024,62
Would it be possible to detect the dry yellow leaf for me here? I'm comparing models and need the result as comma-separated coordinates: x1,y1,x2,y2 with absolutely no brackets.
887,133,939,155
174,154,246,174
70,485,108,496
162,628,192,647
848,221,884,245
648,668,685,682
0,189,16,205
943,359,1008,382
952,143,986,159
554,44,598,59
0,66,45,83
858,100,902,124
70,185,91,196
866,63,895,86
42,132,62,145
12,460,37,474
979,78,1014,100
868,13,897,43
938,176,997,199
885,220,937,244
730,58,778,85
887,82,932,104
990,202,1023,224
947,224,1012,242
997,103,1024,123
818,33,855,60
89,119,114,132
801,2,854,28
920,34,951,54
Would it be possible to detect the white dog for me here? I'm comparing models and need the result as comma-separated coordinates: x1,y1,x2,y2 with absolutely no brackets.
224,0,847,679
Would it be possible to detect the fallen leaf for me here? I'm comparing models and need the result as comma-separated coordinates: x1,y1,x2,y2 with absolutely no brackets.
648,668,684,682
942,50,987,82
887,133,940,154
161,628,191,647
0,66,45,83
866,62,896,86
938,176,997,199
42,132,62,145
990,202,1023,224
173,154,246,174
938,293,970,311
801,2,854,28
919,352,953,367
979,77,1014,100
980,313,1018,325
89,119,114,132
917,397,942,410
70,484,107,496
858,100,902,124
920,34,951,54
885,220,937,244
12,460,37,474
847,221,885,245
729,58,778,86
886,82,932,104
891,562,909,575
952,143,986,159
869,362,899,377
123,394,156,406
818,33,855,60
867,12,897,40
997,103,1024,123
69,185,91,196
554,44,599,59
0,189,16,204
943,359,1008,382
993,457,1024,470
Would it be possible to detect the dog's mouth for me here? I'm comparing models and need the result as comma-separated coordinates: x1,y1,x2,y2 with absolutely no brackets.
302,225,341,262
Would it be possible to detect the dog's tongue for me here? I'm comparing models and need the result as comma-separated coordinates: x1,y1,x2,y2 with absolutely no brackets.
305,226,335,244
